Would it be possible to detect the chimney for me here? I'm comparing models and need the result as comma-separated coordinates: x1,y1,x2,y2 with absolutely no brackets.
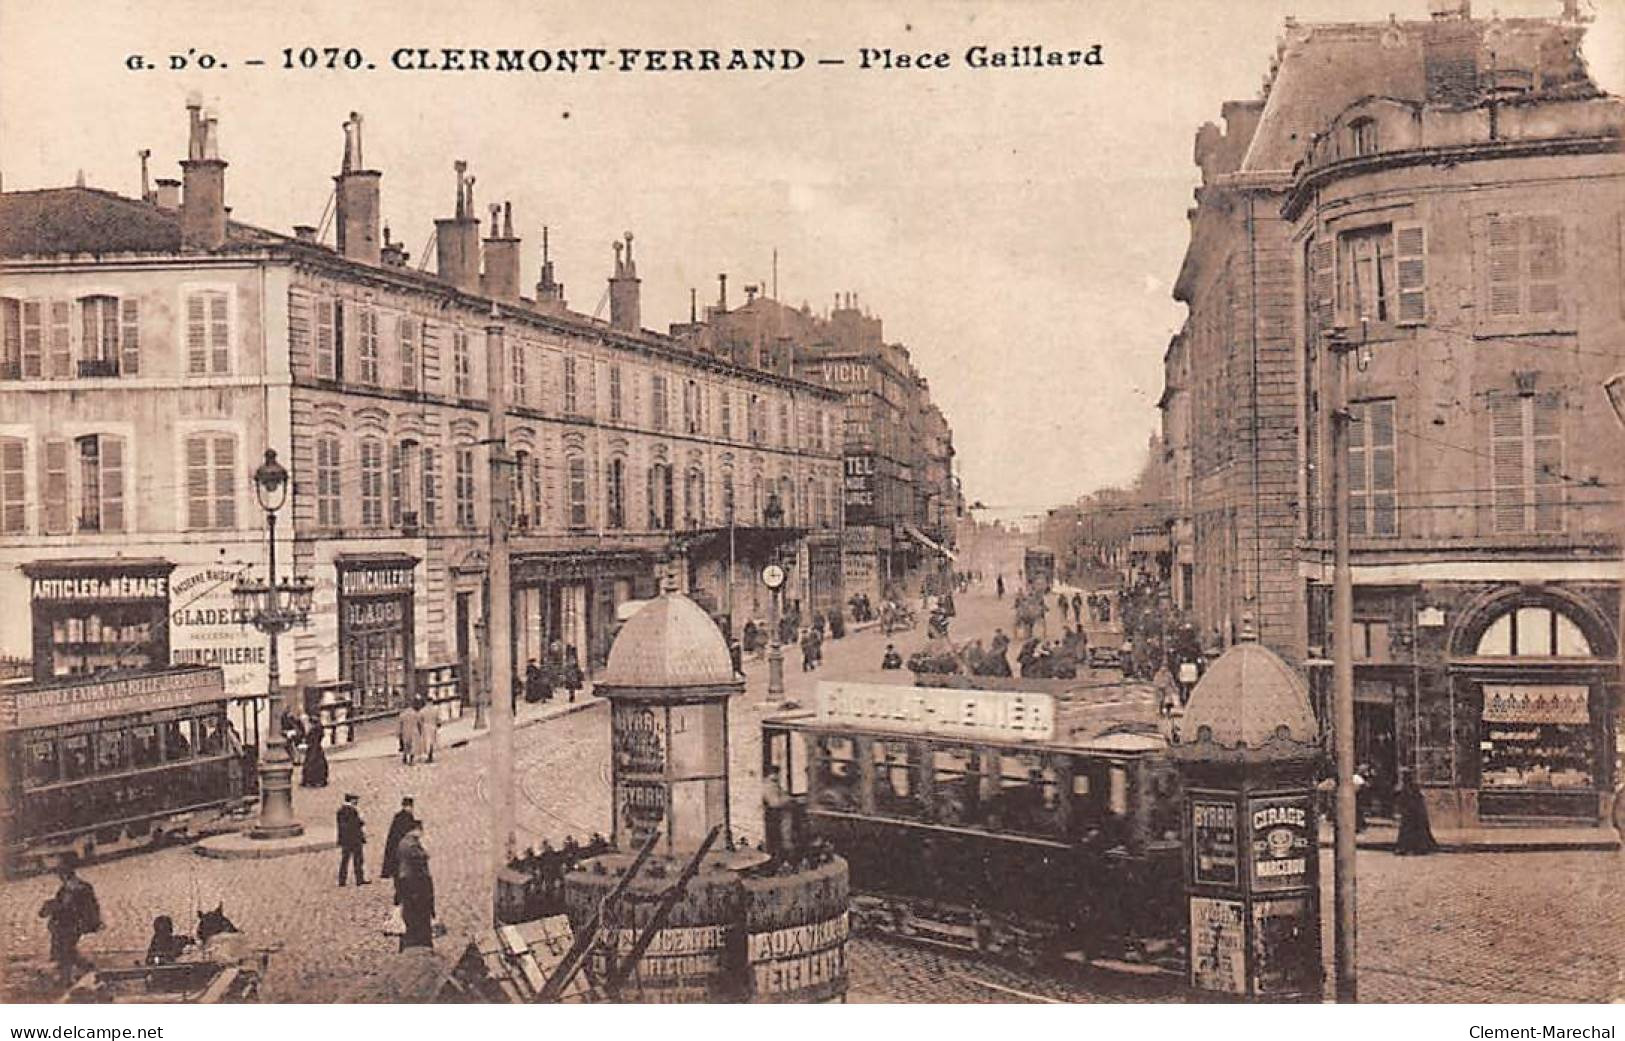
293,225,318,243
608,231,641,332
718,272,729,312
381,224,409,267
154,178,181,210
745,284,759,304
481,200,521,301
690,288,698,324
180,98,228,251
333,112,382,265
139,149,153,203
434,160,481,292
535,226,567,310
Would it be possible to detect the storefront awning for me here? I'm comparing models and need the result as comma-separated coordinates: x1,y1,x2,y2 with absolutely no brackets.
675,525,806,561
902,522,957,561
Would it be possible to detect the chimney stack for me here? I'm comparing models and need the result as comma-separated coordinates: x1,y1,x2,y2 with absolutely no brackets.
293,225,318,244
139,149,153,203
381,224,409,267
481,200,522,301
745,284,759,304
718,272,729,312
180,98,228,252
333,112,382,265
608,231,641,333
535,226,567,311
434,160,482,292
154,178,181,211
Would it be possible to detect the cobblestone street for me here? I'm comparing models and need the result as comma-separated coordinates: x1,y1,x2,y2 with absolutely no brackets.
3,586,1620,1003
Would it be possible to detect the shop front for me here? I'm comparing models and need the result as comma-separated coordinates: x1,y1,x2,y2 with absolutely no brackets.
336,554,418,721
512,550,653,678
23,559,175,683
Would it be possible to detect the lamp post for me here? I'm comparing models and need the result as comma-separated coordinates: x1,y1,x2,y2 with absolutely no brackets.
233,449,315,840
1602,373,1625,829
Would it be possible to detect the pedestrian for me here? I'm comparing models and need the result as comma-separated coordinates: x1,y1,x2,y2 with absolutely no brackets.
397,700,420,766
563,644,583,702
416,698,439,764
1071,592,1083,626
996,574,1005,600
1394,772,1437,855
300,719,329,788
336,793,370,886
524,660,544,704
729,637,744,676
381,796,418,880
144,915,193,967
394,823,436,951
39,858,100,985
280,707,307,766
881,643,903,670
1612,779,1625,848
800,628,817,672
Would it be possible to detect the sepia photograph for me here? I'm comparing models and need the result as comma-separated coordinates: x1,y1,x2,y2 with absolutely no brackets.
0,0,1622,1018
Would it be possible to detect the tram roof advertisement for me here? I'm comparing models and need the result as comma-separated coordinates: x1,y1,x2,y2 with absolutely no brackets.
814,681,1054,743
0,665,226,731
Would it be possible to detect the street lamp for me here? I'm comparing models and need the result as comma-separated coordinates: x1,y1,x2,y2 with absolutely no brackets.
233,449,316,840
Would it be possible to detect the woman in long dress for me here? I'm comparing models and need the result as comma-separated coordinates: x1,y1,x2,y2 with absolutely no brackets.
300,720,329,788
1394,772,1437,855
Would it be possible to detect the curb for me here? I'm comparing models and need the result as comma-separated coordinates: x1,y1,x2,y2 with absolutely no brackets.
195,825,340,860
327,698,606,765
1317,835,1621,854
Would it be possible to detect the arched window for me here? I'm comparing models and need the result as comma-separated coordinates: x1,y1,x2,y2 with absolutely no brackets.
684,467,705,529
1475,605,1593,658
648,462,673,531
1348,116,1378,158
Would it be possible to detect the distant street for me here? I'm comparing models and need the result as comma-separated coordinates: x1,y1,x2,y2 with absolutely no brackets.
2,580,1620,1002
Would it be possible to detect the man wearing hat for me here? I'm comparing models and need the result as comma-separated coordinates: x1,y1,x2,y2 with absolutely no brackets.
336,793,370,886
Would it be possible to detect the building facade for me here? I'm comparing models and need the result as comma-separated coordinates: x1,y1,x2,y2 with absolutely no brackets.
0,104,845,734
1164,2,1624,826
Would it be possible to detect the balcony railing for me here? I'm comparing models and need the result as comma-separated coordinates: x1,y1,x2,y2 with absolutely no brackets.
78,359,119,378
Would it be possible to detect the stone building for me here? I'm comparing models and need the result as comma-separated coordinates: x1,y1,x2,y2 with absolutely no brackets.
0,104,844,735
1164,1,1624,826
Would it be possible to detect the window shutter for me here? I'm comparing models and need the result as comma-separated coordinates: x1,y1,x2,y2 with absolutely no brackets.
1489,396,1526,533
1312,238,1335,331
315,299,335,378
42,438,68,533
81,299,99,362
1368,400,1397,535
48,301,71,378
389,441,404,527
1531,394,1563,532
186,293,207,373
421,447,438,527
333,300,346,382
399,317,417,389
120,299,140,375
530,454,543,525
100,437,125,533
1394,224,1426,325
208,292,229,373
0,438,24,533
213,435,236,529
1525,215,1564,317
1346,403,1368,536
1486,215,1522,318
20,302,43,378
186,435,211,529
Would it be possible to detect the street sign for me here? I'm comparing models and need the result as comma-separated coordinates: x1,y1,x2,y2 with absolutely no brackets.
761,564,786,590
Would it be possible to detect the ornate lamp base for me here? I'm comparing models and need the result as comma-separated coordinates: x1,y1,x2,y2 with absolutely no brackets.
250,738,305,840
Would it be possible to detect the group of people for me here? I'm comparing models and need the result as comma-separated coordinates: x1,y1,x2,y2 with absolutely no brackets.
520,642,584,707
336,794,438,951
504,833,613,920
395,698,442,766
280,708,331,789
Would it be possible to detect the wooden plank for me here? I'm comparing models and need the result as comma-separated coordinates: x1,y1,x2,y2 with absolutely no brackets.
196,967,240,1004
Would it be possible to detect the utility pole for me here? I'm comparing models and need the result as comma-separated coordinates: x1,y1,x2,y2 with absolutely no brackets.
1329,333,1358,1003
485,308,516,877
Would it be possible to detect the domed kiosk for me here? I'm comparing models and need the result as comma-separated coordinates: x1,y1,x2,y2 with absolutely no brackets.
562,577,850,1003
1167,621,1324,1002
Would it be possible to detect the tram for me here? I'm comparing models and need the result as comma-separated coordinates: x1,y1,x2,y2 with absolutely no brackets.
1,665,253,873
1023,546,1056,596
762,681,1184,965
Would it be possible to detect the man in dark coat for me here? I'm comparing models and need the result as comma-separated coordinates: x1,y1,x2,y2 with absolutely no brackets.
39,859,99,984
380,797,418,880
336,793,370,886
394,824,435,951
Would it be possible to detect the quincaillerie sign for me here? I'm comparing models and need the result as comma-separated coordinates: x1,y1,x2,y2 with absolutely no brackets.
1248,794,1314,893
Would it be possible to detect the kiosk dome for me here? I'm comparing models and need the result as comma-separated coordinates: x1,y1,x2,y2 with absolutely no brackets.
598,587,737,692
1170,618,1320,762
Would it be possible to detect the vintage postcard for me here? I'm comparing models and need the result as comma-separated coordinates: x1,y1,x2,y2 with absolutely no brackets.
0,0,1621,1014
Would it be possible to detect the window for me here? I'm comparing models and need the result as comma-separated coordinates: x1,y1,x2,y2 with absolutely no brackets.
931,747,983,825
455,446,476,528
0,437,23,533
48,301,70,379
722,471,735,522
1490,393,1562,534
398,316,418,390
747,394,762,445
316,435,342,528
564,355,579,415
609,364,623,421
778,402,790,446
42,439,69,534
647,462,673,530
78,296,120,376
185,433,237,530
421,448,440,528
567,455,589,529
360,437,384,527
684,380,699,434
683,467,705,529
513,449,532,529
1348,116,1378,157
1486,214,1564,320
1338,224,1425,327
186,290,230,374
355,306,379,385
453,329,471,398
1347,399,1396,537
74,434,124,533
513,342,529,406
606,457,626,529
527,451,543,529
651,373,668,430
315,299,337,379
720,390,733,439
1476,605,1594,657
389,440,415,527
0,298,19,378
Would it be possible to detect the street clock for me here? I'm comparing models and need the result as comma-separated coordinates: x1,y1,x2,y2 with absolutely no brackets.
761,564,786,590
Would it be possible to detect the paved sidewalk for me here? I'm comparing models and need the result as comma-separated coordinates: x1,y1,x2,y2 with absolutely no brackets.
1319,819,1620,852
327,693,605,764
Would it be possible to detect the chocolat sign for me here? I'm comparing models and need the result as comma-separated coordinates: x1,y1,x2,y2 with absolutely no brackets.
1248,794,1313,892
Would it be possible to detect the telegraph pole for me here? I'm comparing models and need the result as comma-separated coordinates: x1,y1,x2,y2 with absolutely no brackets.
1329,334,1358,1003
485,308,517,876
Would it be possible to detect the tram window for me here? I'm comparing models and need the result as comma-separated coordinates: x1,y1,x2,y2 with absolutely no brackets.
198,716,224,756
130,725,161,768
61,735,93,781
871,740,920,817
995,754,1061,836
931,746,983,826
812,735,859,809
163,720,194,761
1069,757,1107,836
95,730,128,774
24,740,60,787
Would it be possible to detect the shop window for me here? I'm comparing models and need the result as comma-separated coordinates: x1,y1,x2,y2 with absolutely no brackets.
930,746,983,826
317,435,342,528
185,433,237,531
75,435,125,533
398,316,418,390
1481,684,1593,791
185,290,230,375
812,735,859,810
0,436,24,534
871,739,921,818
1348,399,1396,537
24,739,59,787
1490,393,1563,534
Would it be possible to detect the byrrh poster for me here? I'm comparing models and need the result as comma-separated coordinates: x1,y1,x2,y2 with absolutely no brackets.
1,0,1622,1022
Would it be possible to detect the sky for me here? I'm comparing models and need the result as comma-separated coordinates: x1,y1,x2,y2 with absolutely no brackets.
2,0,1620,520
